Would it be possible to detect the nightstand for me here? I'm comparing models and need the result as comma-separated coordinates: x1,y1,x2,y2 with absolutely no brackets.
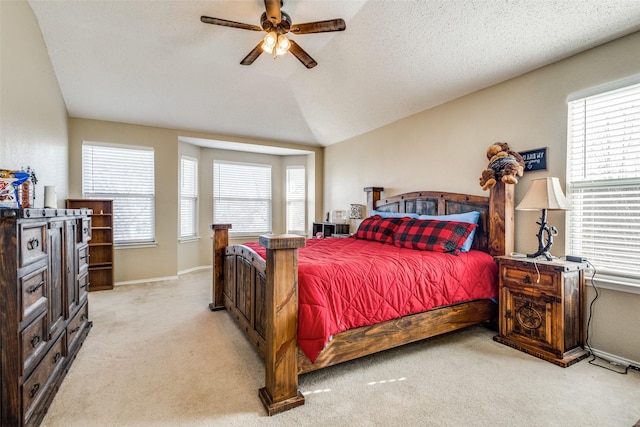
493,256,589,367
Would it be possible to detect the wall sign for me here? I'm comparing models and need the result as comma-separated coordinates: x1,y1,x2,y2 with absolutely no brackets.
519,147,547,172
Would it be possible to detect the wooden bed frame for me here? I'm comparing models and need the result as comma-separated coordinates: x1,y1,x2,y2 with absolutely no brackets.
209,183,514,415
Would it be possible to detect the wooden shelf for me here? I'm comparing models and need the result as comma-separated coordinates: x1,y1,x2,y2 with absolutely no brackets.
66,199,114,291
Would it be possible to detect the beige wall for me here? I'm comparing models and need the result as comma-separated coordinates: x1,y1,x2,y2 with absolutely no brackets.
1,0,69,204
68,119,321,282
324,31,640,364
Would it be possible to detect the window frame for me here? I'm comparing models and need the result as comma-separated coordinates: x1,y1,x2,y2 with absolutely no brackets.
179,155,199,241
82,141,156,246
213,160,272,237
285,165,306,236
566,79,640,293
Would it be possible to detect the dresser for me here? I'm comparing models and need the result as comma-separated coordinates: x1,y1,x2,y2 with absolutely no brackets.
1,208,92,426
493,256,589,367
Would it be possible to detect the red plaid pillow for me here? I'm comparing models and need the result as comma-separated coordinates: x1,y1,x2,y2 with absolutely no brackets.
355,215,404,244
393,219,477,253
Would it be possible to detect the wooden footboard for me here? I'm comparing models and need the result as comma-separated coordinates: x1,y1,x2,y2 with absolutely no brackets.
210,183,513,415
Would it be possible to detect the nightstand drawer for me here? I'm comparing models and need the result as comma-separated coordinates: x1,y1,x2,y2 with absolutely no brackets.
501,264,557,293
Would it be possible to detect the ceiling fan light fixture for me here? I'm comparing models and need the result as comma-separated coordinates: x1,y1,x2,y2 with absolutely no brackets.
261,31,277,54
277,35,291,52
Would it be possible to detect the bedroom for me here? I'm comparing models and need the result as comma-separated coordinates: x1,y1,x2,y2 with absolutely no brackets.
1,1,640,425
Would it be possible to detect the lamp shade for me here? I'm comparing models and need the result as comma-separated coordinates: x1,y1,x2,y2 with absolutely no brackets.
516,177,570,211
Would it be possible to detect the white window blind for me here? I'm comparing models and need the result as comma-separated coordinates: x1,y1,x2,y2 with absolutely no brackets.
180,156,198,239
82,142,155,245
567,82,640,285
213,161,271,236
286,166,306,235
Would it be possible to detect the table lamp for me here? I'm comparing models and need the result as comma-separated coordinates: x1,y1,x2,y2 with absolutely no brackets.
516,177,570,261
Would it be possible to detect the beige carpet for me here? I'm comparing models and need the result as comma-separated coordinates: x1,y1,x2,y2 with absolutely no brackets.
42,270,640,427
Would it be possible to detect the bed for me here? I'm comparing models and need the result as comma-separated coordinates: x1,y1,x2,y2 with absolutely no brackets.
209,183,514,415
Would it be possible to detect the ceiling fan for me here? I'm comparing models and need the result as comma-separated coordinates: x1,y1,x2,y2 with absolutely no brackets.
200,0,346,69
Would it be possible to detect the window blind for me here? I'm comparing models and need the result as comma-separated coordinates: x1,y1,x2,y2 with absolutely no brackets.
180,156,198,239
213,161,271,236
82,142,155,244
567,82,640,284
286,166,306,235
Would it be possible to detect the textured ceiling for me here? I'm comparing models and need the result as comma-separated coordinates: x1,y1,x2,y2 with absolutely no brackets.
28,0,640,147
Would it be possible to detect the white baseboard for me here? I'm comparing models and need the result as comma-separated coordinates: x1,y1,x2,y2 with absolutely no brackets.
590,347,640,369
114,266,212,287
115,276,178,286
178,265,212,275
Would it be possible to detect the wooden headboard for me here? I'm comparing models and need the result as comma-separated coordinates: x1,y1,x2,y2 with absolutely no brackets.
364,183,514,256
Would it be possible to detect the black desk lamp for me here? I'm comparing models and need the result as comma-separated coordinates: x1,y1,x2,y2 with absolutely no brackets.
516,177,570,261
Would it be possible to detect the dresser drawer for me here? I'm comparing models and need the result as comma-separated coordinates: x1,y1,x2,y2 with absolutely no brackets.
77,244,89,273
67,301,89,353
22,333,65,424
501,264,557,293
81,217,92,243
21,311,49,376
20,265,48,324
78,272,89,303
18,221,47,269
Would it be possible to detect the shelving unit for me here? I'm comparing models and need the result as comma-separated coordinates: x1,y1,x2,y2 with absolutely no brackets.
312,222,350,238
66,199,114,291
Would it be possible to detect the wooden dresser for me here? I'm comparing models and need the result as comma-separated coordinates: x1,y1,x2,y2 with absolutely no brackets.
1,208,92,426
493,256,589,367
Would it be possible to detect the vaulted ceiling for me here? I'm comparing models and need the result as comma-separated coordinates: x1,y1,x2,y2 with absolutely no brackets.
28,0,640,147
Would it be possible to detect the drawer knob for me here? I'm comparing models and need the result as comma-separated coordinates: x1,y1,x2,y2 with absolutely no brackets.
27,280,45,294
523,275,532,284
29,383,40,398
27,238,40,250
30,334,41,348
71,326,81,334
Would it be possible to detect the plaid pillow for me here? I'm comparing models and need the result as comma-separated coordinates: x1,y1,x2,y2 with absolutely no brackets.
393,219,477,253
354,215,404,244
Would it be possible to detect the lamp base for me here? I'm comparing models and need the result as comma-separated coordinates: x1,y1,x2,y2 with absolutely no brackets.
528,209,555,261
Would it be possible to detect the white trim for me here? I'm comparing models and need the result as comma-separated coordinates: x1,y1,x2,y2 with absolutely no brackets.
590,348,640,369
115,275,178,286
592,276,640,295
115,242,158,249
178,236,201,244
178,265,212,275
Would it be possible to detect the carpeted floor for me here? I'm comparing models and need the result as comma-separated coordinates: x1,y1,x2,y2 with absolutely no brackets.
41,270,640,426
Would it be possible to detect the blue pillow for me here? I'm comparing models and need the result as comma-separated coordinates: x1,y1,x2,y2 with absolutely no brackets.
371,210,420,219
416,211,481,252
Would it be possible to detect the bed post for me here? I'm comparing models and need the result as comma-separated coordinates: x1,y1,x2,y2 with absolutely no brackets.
364,187,384,214
489,182,515,256
258,234,306,416
209,224,231,311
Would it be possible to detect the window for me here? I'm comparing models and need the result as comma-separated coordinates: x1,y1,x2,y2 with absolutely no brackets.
286,166,306,235
180,156,198,239
213,161,271,236
567,81,640,287
82,142,155,245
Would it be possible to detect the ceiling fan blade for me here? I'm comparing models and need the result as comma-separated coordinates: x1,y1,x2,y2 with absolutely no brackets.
200,16,262,31
240,43,264,66
290,19,346,34
288,40,317,69
264,0,282,24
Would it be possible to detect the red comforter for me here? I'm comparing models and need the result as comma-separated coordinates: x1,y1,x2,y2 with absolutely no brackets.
243,237,497,362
